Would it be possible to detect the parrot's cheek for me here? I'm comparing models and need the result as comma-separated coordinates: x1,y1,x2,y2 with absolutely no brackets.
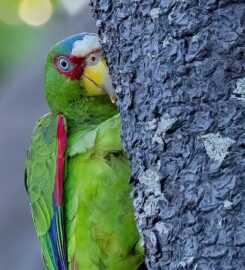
81,76,107,96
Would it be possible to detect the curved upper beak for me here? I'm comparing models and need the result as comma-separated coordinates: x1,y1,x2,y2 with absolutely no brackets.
80,59,116,103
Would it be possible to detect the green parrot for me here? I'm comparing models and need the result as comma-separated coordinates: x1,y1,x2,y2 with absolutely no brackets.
25,33,144,270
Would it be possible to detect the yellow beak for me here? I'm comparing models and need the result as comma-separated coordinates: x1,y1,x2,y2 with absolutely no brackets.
81,59,115,102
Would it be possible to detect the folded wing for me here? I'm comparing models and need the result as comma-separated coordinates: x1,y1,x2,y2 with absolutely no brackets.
25,113,68,270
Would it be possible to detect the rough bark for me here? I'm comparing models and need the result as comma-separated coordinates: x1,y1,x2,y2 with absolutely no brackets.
91,1,245,269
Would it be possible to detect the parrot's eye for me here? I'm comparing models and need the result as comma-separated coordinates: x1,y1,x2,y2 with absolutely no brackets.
57,56,72,72
86,52,100,66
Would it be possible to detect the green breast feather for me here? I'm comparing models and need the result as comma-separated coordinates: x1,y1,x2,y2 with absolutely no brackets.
66,114,144,269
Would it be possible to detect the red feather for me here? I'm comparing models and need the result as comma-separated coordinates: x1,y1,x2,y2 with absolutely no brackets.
54,115,67,207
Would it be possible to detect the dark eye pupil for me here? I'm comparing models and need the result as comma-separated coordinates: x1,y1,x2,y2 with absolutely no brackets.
91,56,96,61
61,60,68,68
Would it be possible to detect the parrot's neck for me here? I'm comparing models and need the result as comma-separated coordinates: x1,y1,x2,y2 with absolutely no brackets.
62,95,118,133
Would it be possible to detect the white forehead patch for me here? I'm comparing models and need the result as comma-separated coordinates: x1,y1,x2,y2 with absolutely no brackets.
72,35,101,57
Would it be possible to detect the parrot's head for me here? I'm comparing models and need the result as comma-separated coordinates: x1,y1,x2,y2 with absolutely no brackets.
45,33,116,123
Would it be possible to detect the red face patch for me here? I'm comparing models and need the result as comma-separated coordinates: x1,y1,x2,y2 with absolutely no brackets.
54,49,102,81
54,55,85,80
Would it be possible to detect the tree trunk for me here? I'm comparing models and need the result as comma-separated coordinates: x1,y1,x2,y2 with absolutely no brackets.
91,1,245,269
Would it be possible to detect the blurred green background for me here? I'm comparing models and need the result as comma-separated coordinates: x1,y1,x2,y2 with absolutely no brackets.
0,0,57,77
0,0,96,269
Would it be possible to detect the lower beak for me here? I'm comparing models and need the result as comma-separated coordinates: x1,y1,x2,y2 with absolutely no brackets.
81,59,115,102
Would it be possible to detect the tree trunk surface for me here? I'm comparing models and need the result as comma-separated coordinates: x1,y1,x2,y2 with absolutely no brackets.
91,1,245,269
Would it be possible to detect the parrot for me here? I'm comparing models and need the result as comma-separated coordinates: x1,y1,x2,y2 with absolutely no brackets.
25,33,145,270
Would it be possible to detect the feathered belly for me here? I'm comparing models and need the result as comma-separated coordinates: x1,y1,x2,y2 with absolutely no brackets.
65,152,143,269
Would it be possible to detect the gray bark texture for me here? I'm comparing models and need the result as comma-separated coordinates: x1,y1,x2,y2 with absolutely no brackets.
91,1,245,269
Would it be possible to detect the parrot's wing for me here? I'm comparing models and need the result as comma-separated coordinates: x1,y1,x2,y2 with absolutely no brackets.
25,113,68,270
67,113,122,157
